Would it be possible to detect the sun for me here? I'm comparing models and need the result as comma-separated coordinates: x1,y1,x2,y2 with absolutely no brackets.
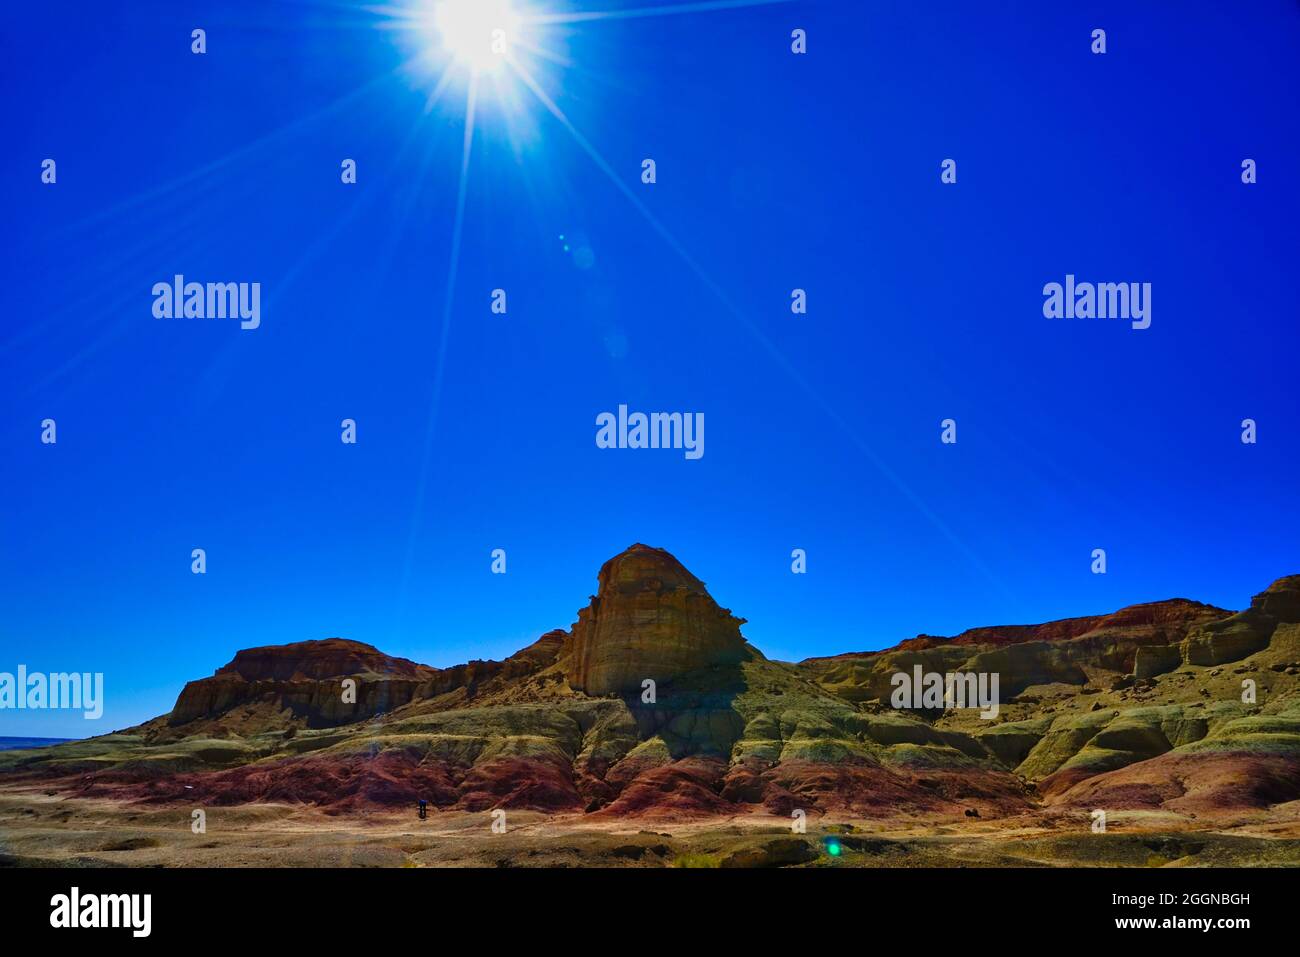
433,0,518,74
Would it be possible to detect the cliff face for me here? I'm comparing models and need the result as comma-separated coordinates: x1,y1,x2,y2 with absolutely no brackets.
559,544,752,695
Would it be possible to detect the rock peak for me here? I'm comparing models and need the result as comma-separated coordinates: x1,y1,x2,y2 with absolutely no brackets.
596,543,708,597
562,545,748,695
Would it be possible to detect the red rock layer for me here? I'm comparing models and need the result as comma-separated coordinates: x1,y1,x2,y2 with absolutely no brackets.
808,598,1231,660
1047,750,1300,815
51,751,1036,822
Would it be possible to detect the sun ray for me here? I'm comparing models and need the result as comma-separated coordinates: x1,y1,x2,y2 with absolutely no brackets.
510,35,574,69
396,73,481,622
503,53,1012,599
422,61,459,113
64,71,398,235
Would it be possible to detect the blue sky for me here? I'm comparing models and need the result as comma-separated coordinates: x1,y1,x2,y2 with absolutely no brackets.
2,0,1298,737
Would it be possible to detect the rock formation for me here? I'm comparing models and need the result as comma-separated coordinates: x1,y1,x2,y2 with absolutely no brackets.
559,543,751,695
169,633,565,727
4,549,1299,832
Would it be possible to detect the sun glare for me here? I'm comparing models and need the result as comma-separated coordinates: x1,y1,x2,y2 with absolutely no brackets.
433,0,518,74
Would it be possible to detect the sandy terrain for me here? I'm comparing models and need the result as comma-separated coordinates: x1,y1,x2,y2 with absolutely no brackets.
4,784,1300,868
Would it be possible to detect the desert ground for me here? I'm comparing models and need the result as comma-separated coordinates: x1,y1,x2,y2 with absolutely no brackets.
4,784,1300,868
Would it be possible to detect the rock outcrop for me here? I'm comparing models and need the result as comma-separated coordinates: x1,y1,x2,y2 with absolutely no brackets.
169,639,435,727
213,638,434,682
1251,574,1300,622
559,544,751,696
169,634,565,728
1176,576,1300,669
1125,577,1300,677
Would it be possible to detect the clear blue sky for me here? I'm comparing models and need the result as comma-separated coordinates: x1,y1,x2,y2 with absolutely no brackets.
3,0,1298,737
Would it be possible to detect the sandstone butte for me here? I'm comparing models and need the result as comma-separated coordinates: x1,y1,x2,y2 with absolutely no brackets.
4,544,1300,824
